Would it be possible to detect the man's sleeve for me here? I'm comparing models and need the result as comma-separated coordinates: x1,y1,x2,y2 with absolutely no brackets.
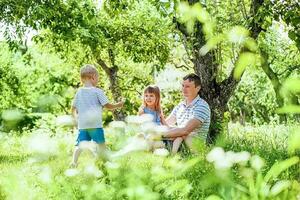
194,103,210,123
96,89,109,106
170,105,179,117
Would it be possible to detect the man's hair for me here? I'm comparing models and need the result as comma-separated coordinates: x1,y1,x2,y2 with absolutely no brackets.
183,73,201,87
80,64,98,79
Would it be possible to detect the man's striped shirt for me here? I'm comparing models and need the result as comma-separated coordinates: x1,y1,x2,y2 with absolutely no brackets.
171,96,211,140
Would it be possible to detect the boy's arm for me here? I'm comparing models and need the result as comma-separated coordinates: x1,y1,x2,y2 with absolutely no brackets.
71,106,78,126
104,101,124,110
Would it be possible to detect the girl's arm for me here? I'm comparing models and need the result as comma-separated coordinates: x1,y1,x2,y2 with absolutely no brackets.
138,106,144,116
160,110,169,126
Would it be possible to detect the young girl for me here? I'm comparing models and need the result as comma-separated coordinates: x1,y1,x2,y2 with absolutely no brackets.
138,85,167,151
138,85,167,125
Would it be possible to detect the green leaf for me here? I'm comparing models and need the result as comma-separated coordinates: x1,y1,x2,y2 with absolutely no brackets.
288,128,300,154
199,34,224,55
276,105,300,114
280,78,300,97
264,157,299,183
270,180,291,196
234,52,257,79
1,109,24,122
244,38,258,52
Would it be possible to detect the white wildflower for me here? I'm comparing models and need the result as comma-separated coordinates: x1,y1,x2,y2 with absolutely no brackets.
27,134,58,155
105,161,120,169
233,151,251,165
206,147,225,163
153,125,169,134
109,121,126,129
250,155,265,171
153,148,169,157
214,159,233,170
112,136,149,157
139,114,154,123
64,168,79,177
84,165,103,178
39,166,52,184
140,122,156,133
228,26,249,44
126,114,153,124
56,115,74,127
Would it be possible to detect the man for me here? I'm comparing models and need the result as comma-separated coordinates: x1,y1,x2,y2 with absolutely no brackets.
163,73,211,152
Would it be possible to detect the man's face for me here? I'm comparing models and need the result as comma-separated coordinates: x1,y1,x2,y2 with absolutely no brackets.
181,79,200,99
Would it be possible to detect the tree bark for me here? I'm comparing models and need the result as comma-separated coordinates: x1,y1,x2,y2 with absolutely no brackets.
176,0,264,143
96,57,126,121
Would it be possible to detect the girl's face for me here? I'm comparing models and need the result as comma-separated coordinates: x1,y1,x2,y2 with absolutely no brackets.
144,92,156,107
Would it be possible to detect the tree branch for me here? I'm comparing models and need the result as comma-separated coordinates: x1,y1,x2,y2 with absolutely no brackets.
173,17,189,37
279,65,300,77
96,58,111,75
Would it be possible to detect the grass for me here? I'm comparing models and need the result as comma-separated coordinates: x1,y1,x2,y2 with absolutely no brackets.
0,122,299,200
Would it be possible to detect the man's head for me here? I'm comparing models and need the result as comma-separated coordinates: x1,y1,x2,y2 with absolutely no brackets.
181,73,201,100
80,64,99,86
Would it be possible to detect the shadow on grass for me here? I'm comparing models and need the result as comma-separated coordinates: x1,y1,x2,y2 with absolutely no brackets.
0,154,28,164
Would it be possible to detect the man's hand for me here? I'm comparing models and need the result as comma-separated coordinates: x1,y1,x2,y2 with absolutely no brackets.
163,118,202,138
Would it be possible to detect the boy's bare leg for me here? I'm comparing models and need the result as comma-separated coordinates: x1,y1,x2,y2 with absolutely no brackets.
172,137,183,154
96,143,109,161
71,146,82,167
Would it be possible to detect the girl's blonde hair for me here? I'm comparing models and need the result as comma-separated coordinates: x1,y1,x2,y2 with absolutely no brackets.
143,85,161,112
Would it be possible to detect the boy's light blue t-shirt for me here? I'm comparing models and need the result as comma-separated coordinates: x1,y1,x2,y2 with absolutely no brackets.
72,87,109,129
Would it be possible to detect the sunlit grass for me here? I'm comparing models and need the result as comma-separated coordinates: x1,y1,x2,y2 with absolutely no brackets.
0,120,299,199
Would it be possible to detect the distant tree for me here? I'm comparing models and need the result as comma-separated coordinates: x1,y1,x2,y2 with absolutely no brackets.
0,0,172,119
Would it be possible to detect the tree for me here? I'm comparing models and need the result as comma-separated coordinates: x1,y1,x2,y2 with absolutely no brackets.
153,0,299,142
0,0,172,119
1,0,299,142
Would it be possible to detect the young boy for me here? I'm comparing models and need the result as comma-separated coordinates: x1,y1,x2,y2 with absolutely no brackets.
70,64,123,167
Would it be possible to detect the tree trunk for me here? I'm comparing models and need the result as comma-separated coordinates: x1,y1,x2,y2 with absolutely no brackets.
175,0,266,143
97,58,126,121
191,22,241,143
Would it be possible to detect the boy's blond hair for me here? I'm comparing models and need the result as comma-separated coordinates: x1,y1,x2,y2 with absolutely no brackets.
80,64,98,80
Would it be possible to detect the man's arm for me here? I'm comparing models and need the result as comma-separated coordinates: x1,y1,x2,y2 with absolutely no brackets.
166,114,176,126
163,118,202,138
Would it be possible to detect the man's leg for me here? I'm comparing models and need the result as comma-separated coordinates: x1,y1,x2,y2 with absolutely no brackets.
184,134,198,153
172,137,183,154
